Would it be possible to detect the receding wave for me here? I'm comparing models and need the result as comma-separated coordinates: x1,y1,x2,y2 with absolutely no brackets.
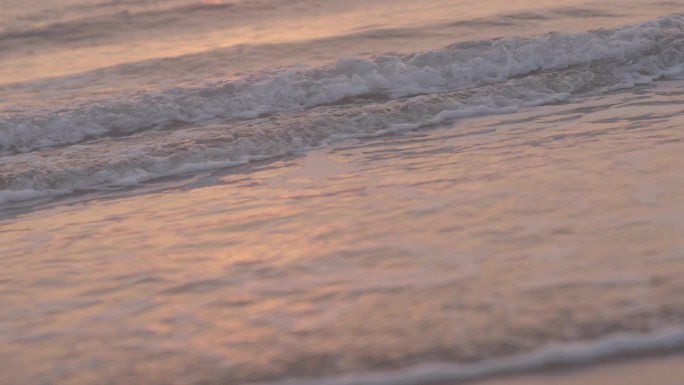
1,14,683,204
248,327,684,385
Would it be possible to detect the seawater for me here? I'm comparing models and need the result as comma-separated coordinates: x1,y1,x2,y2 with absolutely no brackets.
1,1,684,385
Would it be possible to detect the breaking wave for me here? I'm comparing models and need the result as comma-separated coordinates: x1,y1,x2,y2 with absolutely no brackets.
1,14,684,204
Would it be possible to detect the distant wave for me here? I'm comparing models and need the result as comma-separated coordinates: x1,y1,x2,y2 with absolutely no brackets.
1,14,683,204
0,1,234,44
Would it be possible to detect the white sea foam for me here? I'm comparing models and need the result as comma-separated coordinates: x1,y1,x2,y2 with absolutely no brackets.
0,14,683,155
1,15,684,205
248,327,684,385
0,74,600,203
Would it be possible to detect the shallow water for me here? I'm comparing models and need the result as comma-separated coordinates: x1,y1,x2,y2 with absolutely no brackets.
3,81,684,384
1,1,684,384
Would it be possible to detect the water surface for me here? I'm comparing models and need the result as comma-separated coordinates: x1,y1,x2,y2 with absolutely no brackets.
1,1,684,384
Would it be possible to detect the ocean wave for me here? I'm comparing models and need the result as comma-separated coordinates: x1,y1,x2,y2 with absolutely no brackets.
1,14,683,156
1,15,684,205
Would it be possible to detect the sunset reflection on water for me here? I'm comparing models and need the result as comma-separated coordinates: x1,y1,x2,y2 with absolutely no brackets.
2,1,684,384
2,83,684,384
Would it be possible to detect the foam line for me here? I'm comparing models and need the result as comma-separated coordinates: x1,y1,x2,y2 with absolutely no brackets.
248,327,684,385
1,14,683,154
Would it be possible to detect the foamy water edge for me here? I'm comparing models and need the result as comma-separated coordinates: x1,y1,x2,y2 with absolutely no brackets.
249,327,684,385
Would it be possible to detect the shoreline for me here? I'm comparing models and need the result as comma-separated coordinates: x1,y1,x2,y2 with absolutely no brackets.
471,353,684,385
242,327,684,385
